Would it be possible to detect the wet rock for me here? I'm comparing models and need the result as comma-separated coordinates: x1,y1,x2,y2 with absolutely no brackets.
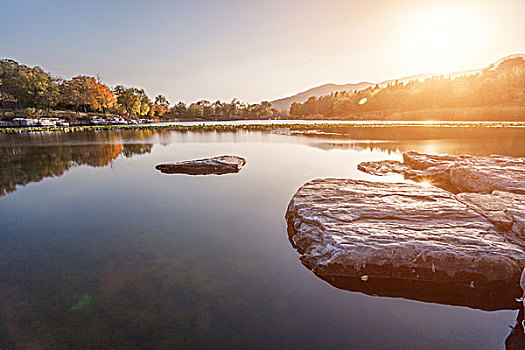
155,155,246,175
358,158,455,190
286,179,525,287
358,152,525,194
357,160,411,176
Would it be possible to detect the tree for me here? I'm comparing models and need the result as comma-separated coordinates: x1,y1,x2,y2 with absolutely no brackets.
61,76,95,113
113,85,150,118
171,101,187,117
91,81,115,114
290,102,303,117
224,98,241,116
150,94,170,117
154,94,170,108
188,103,203,117
0,60,58,110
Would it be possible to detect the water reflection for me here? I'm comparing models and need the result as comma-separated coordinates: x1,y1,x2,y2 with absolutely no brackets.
1,126,525,349
286,223,522,312
301,126,525,156
0,132,152,196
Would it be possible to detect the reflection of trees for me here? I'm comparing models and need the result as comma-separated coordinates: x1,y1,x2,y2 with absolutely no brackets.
0,132,152,195
299,127,525,157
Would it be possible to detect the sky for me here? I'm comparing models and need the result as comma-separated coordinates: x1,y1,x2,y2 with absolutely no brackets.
1,0,524,104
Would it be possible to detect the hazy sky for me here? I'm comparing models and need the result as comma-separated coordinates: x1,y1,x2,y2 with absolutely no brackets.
1,0,524,104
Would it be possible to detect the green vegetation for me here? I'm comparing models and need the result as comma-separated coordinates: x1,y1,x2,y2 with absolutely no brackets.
0,59,282,121
290,56,525,121
172,99,280,119
2,56,524,122
1,121,525,135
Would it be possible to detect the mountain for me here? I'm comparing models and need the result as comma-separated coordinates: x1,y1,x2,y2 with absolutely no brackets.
270,74,451,111
270,54,525,111
270,82,373,111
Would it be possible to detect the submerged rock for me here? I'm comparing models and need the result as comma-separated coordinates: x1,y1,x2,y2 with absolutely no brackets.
155,155,246,175
286,179,525,289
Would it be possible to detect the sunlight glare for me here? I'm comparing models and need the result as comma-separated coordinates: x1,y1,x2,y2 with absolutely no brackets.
418,180,433,188
404,4,485,72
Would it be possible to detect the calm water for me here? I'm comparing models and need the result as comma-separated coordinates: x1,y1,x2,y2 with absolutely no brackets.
1,126,525,349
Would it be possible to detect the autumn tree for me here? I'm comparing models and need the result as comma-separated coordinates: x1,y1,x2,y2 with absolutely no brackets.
0,60,58,110
187,103,204,117
150,94,170,117
154,94,170,108
114,85,150,118
92,81,115,114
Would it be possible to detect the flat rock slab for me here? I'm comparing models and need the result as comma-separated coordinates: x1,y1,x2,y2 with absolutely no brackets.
358,151,525,194
450,155,525,194
155,155,246,175
457,191,525,244
286,179,525,288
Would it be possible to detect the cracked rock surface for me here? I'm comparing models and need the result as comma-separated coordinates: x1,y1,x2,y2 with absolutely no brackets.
285,179,525,287
358,151,525,194
457,191,525,244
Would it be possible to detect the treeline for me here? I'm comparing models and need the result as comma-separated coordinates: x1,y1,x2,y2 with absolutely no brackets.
290,57,525,119
0,59,280,120
172,99,279,119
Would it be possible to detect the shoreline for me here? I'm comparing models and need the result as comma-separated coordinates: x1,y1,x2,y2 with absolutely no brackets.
2,121,525,134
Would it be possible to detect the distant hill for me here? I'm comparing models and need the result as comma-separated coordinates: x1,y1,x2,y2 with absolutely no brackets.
270,82,374,111
284,54,525,121
269,75,436,111
270,54,525,111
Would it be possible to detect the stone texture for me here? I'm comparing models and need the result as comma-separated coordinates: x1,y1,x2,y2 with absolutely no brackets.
450,156,525,194
457,191,525,243
155,155,246,175
285,178,525,287
358,151,525,195
357,160,411,176
402,151,459,170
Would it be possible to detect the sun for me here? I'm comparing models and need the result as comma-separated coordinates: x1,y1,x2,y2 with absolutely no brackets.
404,5,484,72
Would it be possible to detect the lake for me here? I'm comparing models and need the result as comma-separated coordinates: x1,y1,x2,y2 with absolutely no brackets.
1,125,525,349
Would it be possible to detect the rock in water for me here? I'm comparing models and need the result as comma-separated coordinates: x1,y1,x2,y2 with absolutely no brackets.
457,191,525,244
357,160,411,176
358,151,525,194
155,155,246,175
450,156,525,194
285,179,525,288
